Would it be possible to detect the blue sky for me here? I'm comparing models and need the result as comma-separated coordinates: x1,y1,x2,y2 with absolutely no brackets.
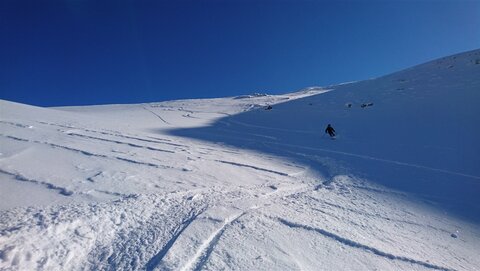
1,0,479,107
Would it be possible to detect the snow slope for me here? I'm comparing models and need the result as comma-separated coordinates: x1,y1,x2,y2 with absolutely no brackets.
1,49,479,270
169,49,480,222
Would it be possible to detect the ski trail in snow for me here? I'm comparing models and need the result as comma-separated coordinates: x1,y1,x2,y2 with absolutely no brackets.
216,125,278,140
178,127,480,181
145,210,205,271
38,121,180,146
143,106,171,125
181,210,250,271
145,186,308,271
65,132,175,153
1,134,107,158
215,160,289,176
0,169,73,196
225,119,319,135
263,142,480,181
0,120,34,129
277,218,456,271
305,195,452,234
0,134,173,169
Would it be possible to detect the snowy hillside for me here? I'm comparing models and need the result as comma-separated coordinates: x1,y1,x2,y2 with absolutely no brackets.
1,49,480,270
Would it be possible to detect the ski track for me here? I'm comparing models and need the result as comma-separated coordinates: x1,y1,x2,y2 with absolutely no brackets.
183,211,250,271
225,119,319,135
0,169,73,196
0,134,173,170
188,124,480,181
76,129,188,148
3,120,463,269
214,122,480,181
65,132,175,153
216,126,278,140
115,157,172,169
143,106,171,125
1,51,479,271
0,120,33,129
153,186,312,271
91,189,130,198
145,209,205,271
1,134,107,158
80,130,183,147
303,195,451,234
263,142,480,181
277,218,456,271
37,121,186,147
147,135,173,142
75,194,209,271
86,172,103,183
215,160,289,176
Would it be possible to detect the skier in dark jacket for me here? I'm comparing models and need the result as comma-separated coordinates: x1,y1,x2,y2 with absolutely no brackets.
325,124,336,138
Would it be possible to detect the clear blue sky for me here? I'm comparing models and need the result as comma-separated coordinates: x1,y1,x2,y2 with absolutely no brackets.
1,0,479,107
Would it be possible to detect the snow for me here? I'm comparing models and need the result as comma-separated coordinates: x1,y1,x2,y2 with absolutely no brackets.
1,49,480,270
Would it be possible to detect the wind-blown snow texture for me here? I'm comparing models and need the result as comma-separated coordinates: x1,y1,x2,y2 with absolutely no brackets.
1,49,479,270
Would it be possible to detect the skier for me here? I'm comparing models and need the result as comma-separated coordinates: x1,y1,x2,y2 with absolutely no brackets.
325,124,336,138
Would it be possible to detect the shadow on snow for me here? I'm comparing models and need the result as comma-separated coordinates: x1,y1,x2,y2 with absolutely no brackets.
161,93,480,224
